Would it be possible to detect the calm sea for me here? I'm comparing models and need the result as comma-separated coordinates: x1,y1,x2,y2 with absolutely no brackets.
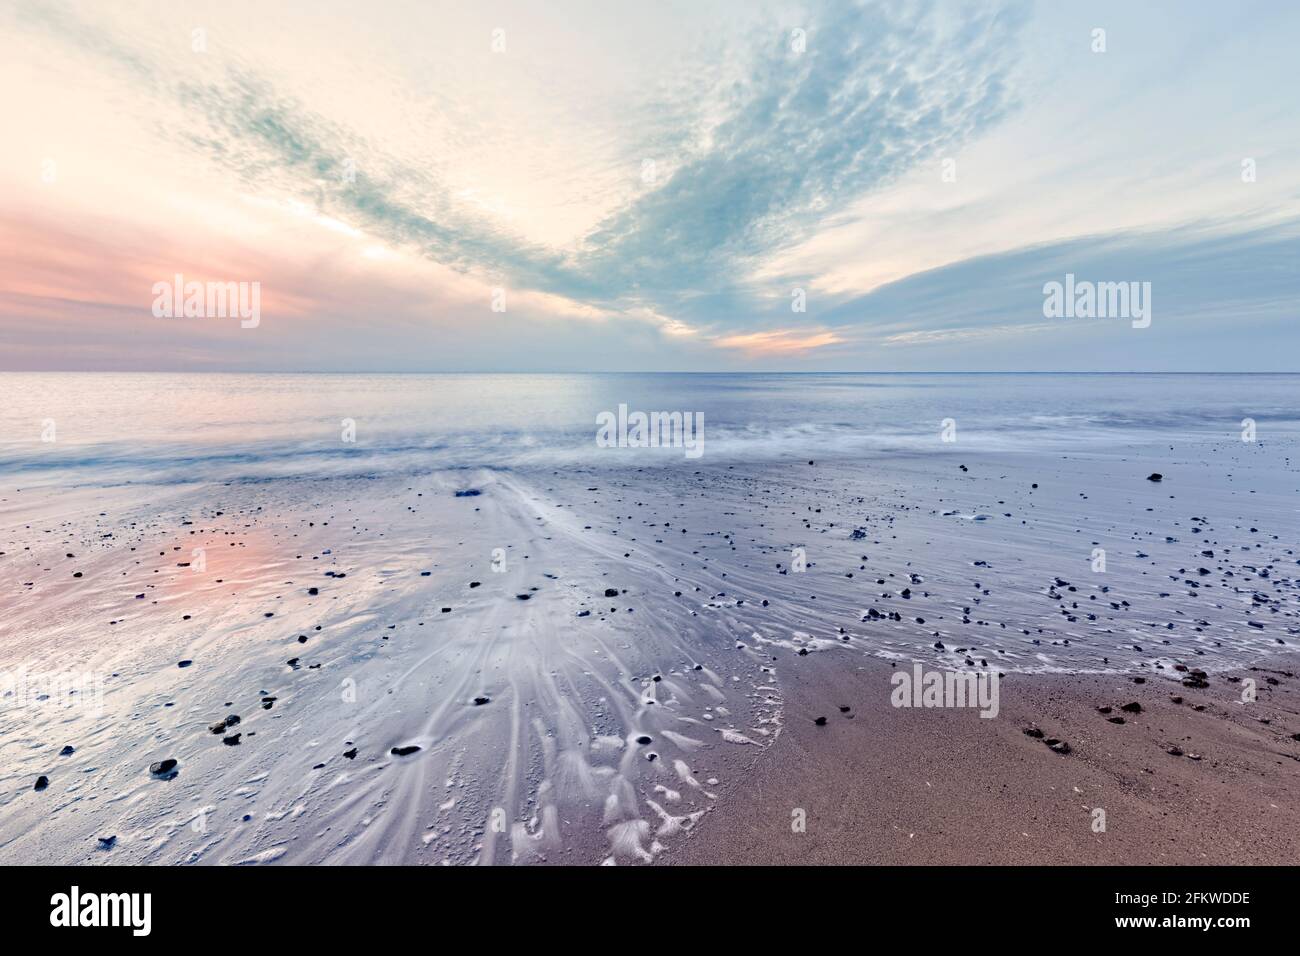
1,372,1296,487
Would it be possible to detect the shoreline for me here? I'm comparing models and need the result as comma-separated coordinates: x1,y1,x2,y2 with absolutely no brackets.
3,432,1297,865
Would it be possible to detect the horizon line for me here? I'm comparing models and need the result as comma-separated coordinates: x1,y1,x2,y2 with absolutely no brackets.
2,369,1299,376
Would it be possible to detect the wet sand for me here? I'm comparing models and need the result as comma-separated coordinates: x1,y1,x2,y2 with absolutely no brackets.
2,433,1297,865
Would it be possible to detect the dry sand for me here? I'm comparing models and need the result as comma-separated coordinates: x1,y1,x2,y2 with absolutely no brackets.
667,652,1300,865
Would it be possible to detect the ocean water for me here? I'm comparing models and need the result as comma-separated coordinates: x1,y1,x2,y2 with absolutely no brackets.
2,372,1297,487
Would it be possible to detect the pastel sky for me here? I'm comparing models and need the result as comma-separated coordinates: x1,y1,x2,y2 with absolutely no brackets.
2,0,1298,371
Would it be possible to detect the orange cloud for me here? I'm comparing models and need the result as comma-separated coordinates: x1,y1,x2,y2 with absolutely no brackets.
711,328,845,356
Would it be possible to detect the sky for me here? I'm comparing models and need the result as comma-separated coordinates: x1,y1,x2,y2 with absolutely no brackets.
1,0,1298,372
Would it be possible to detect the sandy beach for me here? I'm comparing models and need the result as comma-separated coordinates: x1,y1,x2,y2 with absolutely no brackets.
6,5,1300,937
668,653,1300,865
2,375,1296,865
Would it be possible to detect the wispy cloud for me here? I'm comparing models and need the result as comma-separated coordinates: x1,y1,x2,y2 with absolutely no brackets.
569,1,1028,315
713,327,847,356
818,217,1300,368
4,0,1300,371
10,0,1028,329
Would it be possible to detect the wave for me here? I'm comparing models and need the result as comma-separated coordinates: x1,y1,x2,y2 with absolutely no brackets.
2,413,1285,489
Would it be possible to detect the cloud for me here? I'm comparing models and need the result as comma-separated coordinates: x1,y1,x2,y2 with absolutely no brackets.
571,1,1028,316
812,217,1300,368
879,323,1058,347
11,0,1029,333
713,327,846,356
8,0,1298,372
